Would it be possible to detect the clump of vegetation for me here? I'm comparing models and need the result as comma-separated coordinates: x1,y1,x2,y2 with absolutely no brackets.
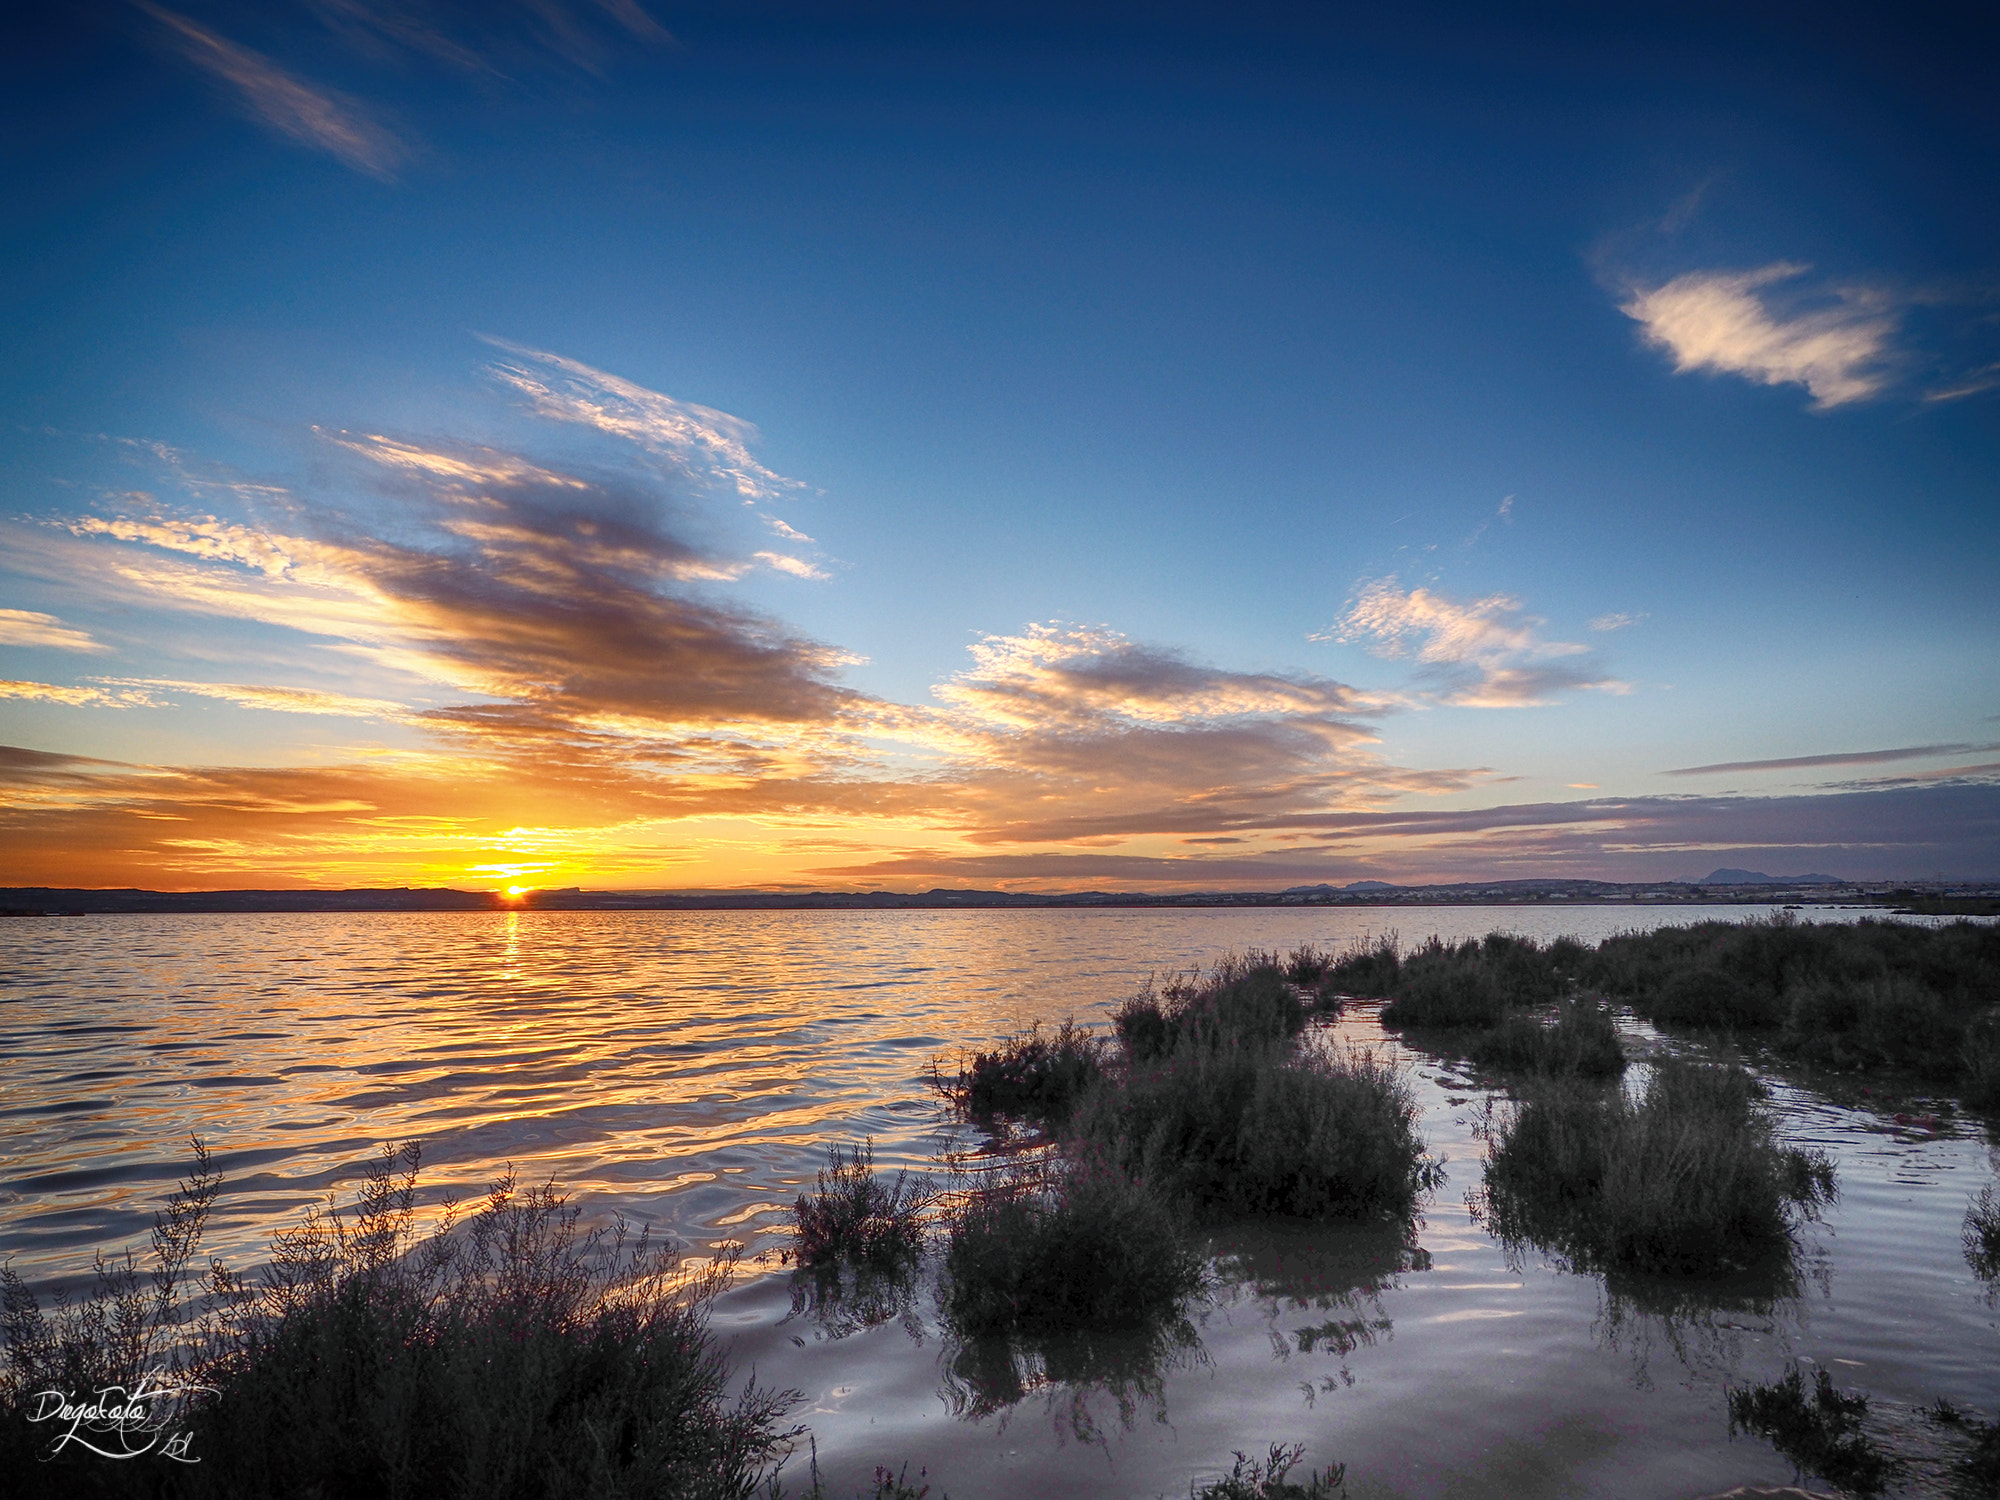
1323,936,1400,999
1727,1364,1898,1496
1192,1443,1346,1499
1928,1398,2000,1494
933,1018,1106,1128
1968,1184,2000,1283
1588,917,2000,1098
1484,1060,1835,1276
1379,934,1567,1030
793,1139,931,1272
1,1140,801,1500
1114,956,1309,1061
939,1156,1204,1338
1071,1042,1441,1221
1467,998,1626,1078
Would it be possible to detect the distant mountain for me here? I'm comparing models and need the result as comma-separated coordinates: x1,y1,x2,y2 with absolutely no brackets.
1699,868,1842,886
1281,881,1401,893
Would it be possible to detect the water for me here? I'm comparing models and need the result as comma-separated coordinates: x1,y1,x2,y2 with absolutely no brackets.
3,906,1995,1497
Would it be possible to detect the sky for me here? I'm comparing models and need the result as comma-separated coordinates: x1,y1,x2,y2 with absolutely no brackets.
1,0,1996,892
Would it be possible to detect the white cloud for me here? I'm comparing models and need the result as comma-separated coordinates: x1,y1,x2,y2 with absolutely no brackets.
1321,578,1626,707
139,2,409,179
478,338,803,500
755,551,829,580
0,609,106,652
1620,263,1895,409
1589,611,1647,632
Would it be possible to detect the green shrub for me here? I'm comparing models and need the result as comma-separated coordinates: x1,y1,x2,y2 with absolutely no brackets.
1727,1364,1897,1496
1192,1443,1346,1498
792,1138,931,1272
933,1017,1106,1128
1378,934,1562,1029
1324,937,1399,999
1968,1184,2000,1283
1485,1060,1835,1276
1,1141,799,1500
939,1157,1203,1338
1467,999,1626,1077
1072,1043,1440,1221
1114,957,1306,1061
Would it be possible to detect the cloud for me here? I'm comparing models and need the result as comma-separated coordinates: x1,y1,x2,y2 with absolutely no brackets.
1664,743,1999,776
139,2,410,179
1619,263,1895,409
1321,578,1626,707
478,339,803,500
0,680,131,708
1924,362,2000,404
103,679,415,719
0,609,105,652
754,551,829,580
1589,611,1646,633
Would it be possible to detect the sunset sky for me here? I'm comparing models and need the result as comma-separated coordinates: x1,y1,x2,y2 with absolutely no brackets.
2,2,1996,891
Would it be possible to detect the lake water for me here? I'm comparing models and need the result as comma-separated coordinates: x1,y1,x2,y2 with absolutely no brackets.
2,906,1996,1497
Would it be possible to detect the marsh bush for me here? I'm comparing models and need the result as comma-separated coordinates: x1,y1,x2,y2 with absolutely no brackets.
1968,1184,2000,1283
1378,938,1509,1029
1323,936,1399,999
1071,1043,1439,1221
1192,1443,1347,1499
1467,999,1626,1078
1,1141,799,1500
1485,1060,1835,1276
1113,957,1306,1062
939,1157,1203,1338
792,1139,930,1272
1727,1364,1897,1496
933,1017,1106,1128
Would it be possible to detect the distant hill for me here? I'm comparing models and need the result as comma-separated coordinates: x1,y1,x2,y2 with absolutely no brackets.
1698,868,1842,886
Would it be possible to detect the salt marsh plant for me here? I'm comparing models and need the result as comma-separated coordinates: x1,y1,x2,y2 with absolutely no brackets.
1467,997,1626,1078
1323,936,1400,1000
1,1141,800,1500
1968,1184,2000,1283
1727,1364,1897,1496
792,1139,931,1272
1484,1060,1835,1277
939,1153,1204,1338
1072,1042,1441,1221
1113,955,1310,1061
1193,1443,1347,1499
1378,934,1567,1029
932,1018,1105,1128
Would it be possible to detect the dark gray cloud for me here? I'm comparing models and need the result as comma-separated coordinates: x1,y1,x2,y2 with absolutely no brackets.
1664,743,1999,775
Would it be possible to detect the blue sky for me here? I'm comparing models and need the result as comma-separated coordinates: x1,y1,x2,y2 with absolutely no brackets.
1,1,1995,889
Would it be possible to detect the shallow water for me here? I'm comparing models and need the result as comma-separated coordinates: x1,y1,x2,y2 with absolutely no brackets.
2,905,1995,1497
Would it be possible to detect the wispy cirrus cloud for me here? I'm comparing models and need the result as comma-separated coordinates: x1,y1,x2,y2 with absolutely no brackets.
479,339,804,501
1619,263,1895,409
0,609,106,652
1664,743,2000,776
1319,578,1626,708
101,679,415,720
1589,611,1646,633
0,680,133,708
138,2,411,179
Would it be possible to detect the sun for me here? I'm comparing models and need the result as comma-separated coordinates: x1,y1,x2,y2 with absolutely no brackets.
503,885,531,900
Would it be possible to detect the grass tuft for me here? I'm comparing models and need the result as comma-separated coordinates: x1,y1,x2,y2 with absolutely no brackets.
1,1140,800,1500
1114,956,1308,1061
933,1018,1105,1128
1727,1364,1898,1496
792,1139,931,1272
1466,998,1626,1078
1484,1060,1834,1276
1192,1442,1347,1499
1967,1184,2000,1284
939,1155,1204,1338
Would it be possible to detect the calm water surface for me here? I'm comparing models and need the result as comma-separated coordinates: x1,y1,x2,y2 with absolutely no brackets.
3,906,1996,1497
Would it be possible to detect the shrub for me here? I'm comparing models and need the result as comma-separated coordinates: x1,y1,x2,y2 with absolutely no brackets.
1467,999,1626,1078
1114,957,1306,1062
934,1018,1105,1128
1727,1364,1897,1496
1484,1060,1835,1276
0,1141,800,1500
1377,934,1564,1030
1324,937,1399,1000
1072,1043,1441,1221
939,1156,1204,1339
1964,1011,2000,1112
1193,1443,1346,1499
792,1139,931,1272
1968,1184,2000,1283
1929,1399,2000,1493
